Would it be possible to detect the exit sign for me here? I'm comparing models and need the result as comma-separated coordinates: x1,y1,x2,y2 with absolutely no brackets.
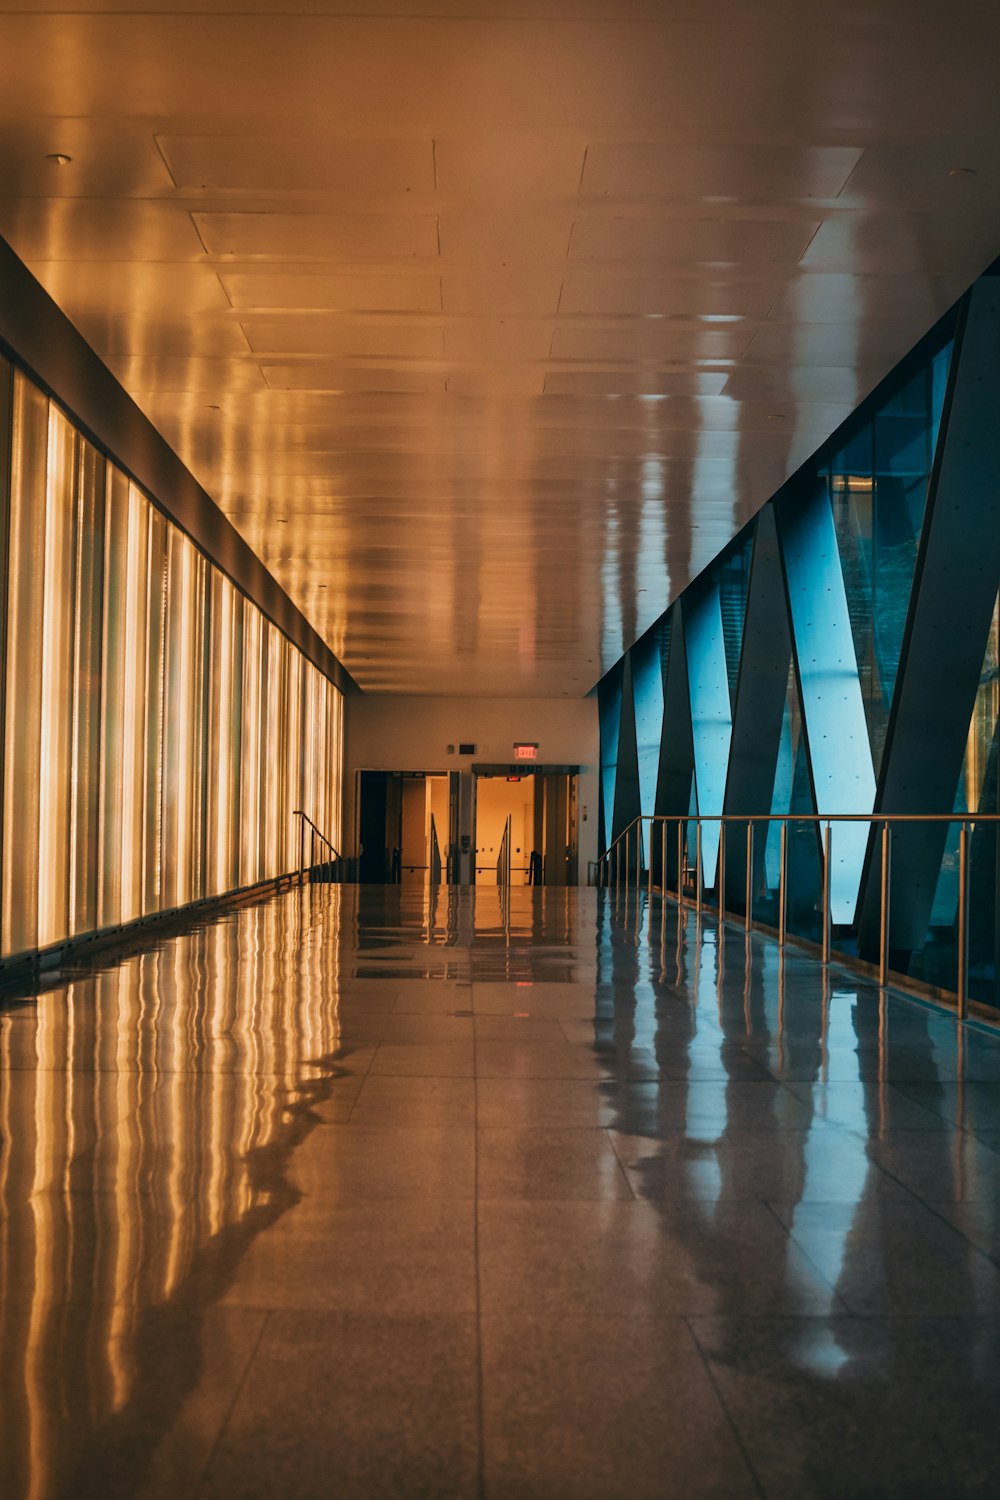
513,743,538,761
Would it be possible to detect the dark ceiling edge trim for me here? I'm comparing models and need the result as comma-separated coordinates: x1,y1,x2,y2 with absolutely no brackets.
0,234,359,696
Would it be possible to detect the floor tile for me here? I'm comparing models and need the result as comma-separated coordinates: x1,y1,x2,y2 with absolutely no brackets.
477,1198,838,1317
220,1198,477,1315
199,1312,479,1500
690,1315,1000,1499
481,1313,757,1499
477,1127,633,1200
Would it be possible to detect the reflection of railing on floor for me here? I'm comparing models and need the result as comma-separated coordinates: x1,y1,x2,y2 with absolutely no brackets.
597,812,1000,1021
293,809,342,884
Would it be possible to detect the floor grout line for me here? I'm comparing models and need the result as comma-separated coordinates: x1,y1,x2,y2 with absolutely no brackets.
195,1308,272,1497
684,1315,769,1500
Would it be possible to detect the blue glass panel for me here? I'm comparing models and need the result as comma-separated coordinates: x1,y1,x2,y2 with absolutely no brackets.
683,581,732,886
598,665,623,853
632,628,665,829
908,594,1000,1007
718,536,752,710
829,339,952,773
779,482,875,923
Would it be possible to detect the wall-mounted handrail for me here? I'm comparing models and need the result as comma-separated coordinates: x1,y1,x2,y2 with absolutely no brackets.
597,811,1000,1022
293,809,340,884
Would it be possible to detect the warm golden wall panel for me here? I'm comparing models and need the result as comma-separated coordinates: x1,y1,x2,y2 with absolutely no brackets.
3,376,48,956
69,440,106,937
0,366,343,960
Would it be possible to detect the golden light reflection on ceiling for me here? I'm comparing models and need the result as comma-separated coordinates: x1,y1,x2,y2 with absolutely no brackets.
1,5,999,693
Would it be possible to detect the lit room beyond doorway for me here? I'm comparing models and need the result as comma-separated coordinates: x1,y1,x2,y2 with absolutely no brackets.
474,770,578,886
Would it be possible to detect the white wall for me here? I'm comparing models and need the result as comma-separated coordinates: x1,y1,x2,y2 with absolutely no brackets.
344,695,599,881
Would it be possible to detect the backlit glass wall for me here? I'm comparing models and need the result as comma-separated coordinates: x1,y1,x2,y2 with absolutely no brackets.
0,357,343,962
599,270,1000,1012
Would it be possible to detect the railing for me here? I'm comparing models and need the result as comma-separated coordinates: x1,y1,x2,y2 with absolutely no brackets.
596,812,1000,1020
429,814,443,885
496,813,512,887
292,809,340,884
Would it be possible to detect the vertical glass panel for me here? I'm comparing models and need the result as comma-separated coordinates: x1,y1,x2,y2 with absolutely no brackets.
206,573,245,897
162,527,207,909
718,535,752,709
829,340,952,773
911,595,1000,1007
282,644,302,872
98,464,131,929
3,377,48,956
142,511,168,916
239,602,263,887
597,664,623,852
69,439,105,937
329,680,343,853
756,665,822,942
120,483,150,924
37,407,77,950
262,623,283,879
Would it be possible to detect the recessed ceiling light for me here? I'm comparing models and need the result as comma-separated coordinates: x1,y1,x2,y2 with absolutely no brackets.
948,166,977,178
46,152,72,166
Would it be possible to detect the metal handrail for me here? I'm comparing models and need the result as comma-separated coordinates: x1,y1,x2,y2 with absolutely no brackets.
597,811,1000,1020
496,813,512,887
293,809,340,883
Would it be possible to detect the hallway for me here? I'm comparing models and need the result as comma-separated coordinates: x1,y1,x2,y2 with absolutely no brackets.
2,884,1000,1499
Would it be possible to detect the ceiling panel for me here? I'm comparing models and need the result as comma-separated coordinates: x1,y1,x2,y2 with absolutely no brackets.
558,274,778,318
220,269,442,312
0,4,997,696
261,364,446,393
549,323,748,362
568,215,822,265
0,198,203,260
192,211,440,259
581,143,864,200
241,315,444,358
159,135,435,193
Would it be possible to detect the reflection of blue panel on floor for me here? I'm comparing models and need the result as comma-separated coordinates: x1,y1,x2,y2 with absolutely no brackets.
778,479,876,924
682,580,732,887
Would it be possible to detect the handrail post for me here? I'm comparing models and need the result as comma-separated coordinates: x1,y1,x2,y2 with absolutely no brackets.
778,820,788,949
695,821,703,914
879,821,892,988
822,821,832,966
957,822,970,1019
661,819,667,904
626,826,632,895
298,813,305,886
647,820,653,903
717,820,726,922
616,836,621,896
676,820,684,904
745,820,753,933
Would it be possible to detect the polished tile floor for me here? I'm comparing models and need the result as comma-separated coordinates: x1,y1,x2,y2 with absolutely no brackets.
3,883,1000,1498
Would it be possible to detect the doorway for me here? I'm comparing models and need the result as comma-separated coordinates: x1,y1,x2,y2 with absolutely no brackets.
357,770,458,883
473,769,578,886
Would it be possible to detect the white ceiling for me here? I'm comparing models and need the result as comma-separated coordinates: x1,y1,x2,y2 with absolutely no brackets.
1,1,999,695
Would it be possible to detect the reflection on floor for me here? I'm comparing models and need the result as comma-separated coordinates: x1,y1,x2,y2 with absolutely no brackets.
2,884,1000,1498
